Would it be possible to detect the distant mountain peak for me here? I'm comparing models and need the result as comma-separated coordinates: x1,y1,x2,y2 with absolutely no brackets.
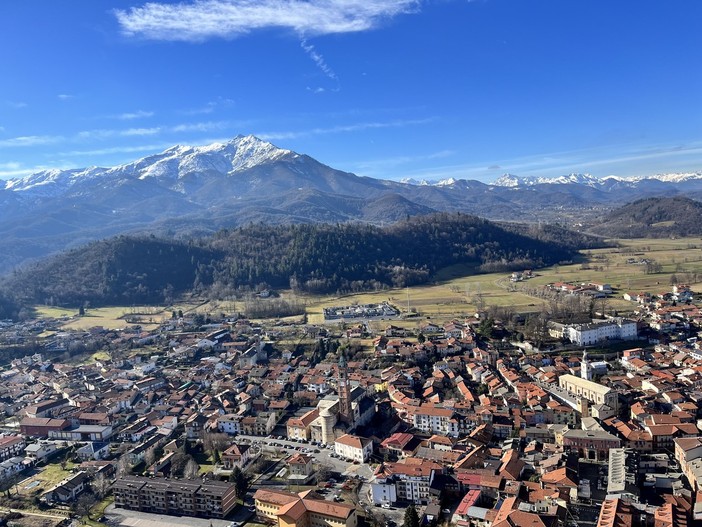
491,173,601,187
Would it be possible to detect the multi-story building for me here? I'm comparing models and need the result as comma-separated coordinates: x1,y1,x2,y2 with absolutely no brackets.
558,374,619,413
559,429,621,461
286,409,319,441
369,459,443,505
564,318,637,346
221,443,252,469
0,436,26,461
674,437,702,492
217,414,243,435
254,489,357,527
412,406,459,437
113,475,237,518
334,434,373,463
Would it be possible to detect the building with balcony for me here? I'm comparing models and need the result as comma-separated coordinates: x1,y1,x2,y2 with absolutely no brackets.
113,476,237,518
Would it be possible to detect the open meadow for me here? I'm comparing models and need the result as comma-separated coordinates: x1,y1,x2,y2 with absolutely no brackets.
32,237,702,330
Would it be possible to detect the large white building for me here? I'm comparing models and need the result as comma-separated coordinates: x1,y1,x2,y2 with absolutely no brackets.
565,318,637,346
559,374,619,413
369,460,443,505
412,406,459,437
334,434,373,463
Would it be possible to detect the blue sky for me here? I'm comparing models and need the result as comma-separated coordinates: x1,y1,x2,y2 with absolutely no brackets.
1,0,701,182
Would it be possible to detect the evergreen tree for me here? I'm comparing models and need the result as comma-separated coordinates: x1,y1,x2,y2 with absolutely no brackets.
229,466,249,500
404,505,420,527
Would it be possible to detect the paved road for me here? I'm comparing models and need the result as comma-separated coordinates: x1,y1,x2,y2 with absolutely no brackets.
105,504,241,527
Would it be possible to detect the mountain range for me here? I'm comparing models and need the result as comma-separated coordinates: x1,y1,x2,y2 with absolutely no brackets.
1,134,702,274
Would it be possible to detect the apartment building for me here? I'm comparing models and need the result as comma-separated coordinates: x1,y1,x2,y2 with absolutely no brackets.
369,459,443,505
412,406,459,437
113,475,237,518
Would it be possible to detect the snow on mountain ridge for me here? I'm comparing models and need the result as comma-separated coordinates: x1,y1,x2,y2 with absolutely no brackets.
2,135,292,195
490,171,702,187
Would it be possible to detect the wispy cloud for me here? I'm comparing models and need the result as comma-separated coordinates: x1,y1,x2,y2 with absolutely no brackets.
300,38,339,91
0,135,63,147
57,94,74,101
115,0,420,41
171,120,231,133
0,162,58,179
5,101,28,109
352,150,454,173
115,110,154,120
58,143,178,158
181,97,235,116
257,117,434,140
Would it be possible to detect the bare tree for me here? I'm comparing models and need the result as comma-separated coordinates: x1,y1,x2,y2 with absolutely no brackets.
201,432,230,455
116,455,131,478
315,463,333,483
144,448,157,470
184,459,200,479
92,472,110,500
73,493,98,519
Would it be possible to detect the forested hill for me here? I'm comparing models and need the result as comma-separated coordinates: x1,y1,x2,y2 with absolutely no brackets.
1,214,603,311
589,196,702,238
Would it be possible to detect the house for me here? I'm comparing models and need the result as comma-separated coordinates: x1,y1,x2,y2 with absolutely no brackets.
221,443,253,470
43,471,88,503
75,442,110,461
334,434,373,463
25,441,63,463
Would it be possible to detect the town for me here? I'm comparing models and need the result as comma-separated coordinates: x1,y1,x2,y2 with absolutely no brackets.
0,277,702,527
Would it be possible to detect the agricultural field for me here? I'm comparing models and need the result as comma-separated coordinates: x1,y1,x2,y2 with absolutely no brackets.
303,237,702,326
31,237,702,330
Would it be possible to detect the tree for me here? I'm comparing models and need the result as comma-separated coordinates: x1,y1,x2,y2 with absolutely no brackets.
404,504,420,527
92,472,111,500
73,493,98,519
213,449,221,464
116,455,131,478
184,459,200,479
144,448,157,470
315,463,333,483
417,333,426,344
200,431,230,455
230,466,249,500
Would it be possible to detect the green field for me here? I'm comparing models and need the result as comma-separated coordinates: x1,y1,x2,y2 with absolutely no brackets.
32,237,702,330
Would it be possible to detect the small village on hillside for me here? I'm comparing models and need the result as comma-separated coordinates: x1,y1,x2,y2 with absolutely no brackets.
0,279,702,527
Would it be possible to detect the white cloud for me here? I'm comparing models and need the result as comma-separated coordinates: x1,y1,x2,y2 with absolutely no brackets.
122,127,161,136
57,94,74,100
114,0,420,41
300,39,338,80
181,97,235,115
0,135,63,147
257,117,434,140
171,121,230,133
5,101,28,109
59,144,177,158
115,110,154,120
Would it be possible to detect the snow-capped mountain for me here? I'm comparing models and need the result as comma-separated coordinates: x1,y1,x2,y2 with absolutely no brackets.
490,171,702,188
3,135,294,196
1,134,701,274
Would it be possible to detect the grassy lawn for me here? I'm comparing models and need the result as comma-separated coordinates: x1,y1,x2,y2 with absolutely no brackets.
17,461,76,498
195,452,216,475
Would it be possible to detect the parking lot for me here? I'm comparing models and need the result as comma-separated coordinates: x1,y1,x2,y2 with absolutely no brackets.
237,434,375,482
